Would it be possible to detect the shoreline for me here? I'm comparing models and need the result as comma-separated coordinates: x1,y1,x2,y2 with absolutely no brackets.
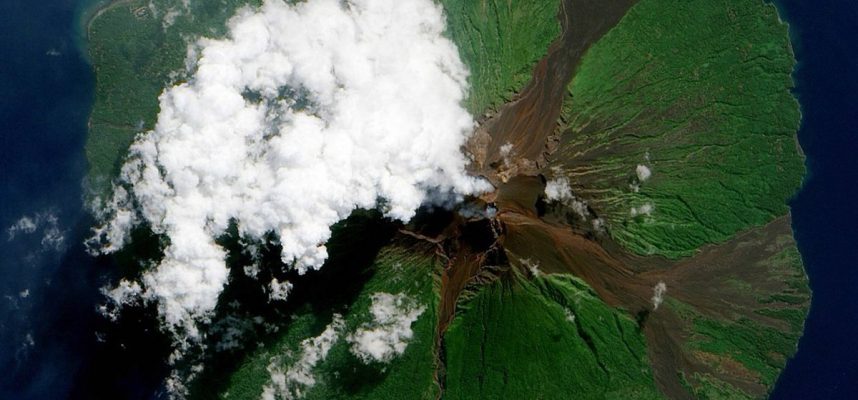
71,0,112,66
72,0,119,202
80,0,134,41
75,0,110,39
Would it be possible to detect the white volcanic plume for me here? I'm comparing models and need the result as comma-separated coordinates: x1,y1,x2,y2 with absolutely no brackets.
90,0,487,339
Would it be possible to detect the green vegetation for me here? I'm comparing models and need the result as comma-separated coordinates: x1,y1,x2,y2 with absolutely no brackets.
86,0,561,192
754,243,811,334
438,0,561,114
444,273,663,400
665,232,809,398
86,0,259,192
554,0,804,258
691,316,797,387
666,295,802,399
219,245,441,400
680,372,754,400
86,1,809,399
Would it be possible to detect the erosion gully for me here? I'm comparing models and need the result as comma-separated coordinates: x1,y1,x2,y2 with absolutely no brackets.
400,1,795,398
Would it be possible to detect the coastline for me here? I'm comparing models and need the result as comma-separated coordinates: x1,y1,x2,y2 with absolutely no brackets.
0,0,102,397
769,1,811,397
76,0,114,38
58,0,834,397
73,0,131,66
71,0,110,64
769,0,858,398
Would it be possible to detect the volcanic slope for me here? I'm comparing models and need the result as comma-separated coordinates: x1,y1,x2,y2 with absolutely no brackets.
438,0,561,115
497,179,808,398
470,0,809,397
552,0,805,258
83,0,810,399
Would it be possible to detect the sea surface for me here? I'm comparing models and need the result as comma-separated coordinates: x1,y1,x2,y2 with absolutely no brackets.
0,0,855,399
0,1,166,399
0,0,95,398
771,0,858,398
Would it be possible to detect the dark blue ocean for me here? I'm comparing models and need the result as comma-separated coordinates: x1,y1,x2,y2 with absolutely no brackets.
0,0,855,399
0,0,95,398
0,1,167,399
770,0,858,398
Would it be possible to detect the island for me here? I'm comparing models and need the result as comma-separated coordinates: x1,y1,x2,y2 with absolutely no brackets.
85,0,809,398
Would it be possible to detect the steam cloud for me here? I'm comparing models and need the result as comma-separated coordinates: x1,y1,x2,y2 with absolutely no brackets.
652,281,667,310
347,293,425,363
544,177,589,219
635,165,652,182
90,0,487,341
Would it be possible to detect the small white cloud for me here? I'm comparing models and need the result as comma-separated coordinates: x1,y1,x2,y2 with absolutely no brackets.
521,257,541,277
499,142,514,167
457,203,497,220
499,142,514,158
40,226,65,251
263,315,345,400
630,203,654,217
7,211,66,252
544,177,573,202
165,363,205,400
19,289,29,298
243,263,260,278
86,187,138,254
348,293,425,364
591,217,605,233
268,278,293,301
651,281,667,310
636,165,652,182
100,279,143,321
564,308,575,323
545,177,589,219
162,8,183,30
7,216,37,239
